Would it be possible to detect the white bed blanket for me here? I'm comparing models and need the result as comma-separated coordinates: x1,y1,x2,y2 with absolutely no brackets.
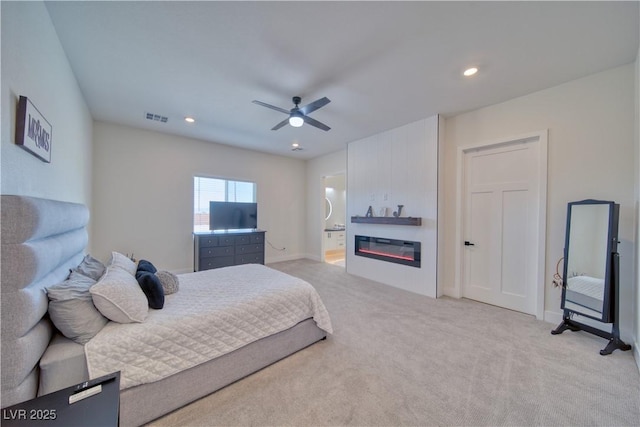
85,264,332,390
567,275,604,299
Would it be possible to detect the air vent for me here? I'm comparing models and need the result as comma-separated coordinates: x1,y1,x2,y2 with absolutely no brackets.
145,112,168,123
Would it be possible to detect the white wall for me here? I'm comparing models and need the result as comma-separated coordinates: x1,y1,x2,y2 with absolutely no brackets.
305,149,347,260
443,64,636,342
91,121,307,271
347,116,439,297
1,1,93,205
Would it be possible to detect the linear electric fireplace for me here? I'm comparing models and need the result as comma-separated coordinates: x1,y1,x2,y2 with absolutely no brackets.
354,235,421,268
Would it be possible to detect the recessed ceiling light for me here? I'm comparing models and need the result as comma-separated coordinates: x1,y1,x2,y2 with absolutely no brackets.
185,117,195,123
463,67,478,77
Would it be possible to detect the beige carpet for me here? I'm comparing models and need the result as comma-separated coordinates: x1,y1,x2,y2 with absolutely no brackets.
149,259,639,427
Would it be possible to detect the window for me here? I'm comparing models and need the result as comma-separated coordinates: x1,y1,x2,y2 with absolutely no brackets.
193,176,256,231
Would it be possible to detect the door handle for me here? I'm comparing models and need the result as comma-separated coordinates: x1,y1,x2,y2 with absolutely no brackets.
464,241,475,246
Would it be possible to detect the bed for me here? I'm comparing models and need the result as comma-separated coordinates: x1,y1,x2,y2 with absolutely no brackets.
0,195,332,426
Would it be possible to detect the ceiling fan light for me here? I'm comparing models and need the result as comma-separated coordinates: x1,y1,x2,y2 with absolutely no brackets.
289,115,304,127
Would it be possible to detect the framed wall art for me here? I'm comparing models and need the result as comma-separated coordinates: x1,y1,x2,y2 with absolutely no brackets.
15,96,52,163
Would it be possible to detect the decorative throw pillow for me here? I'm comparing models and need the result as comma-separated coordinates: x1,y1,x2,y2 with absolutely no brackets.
109,251,137,276
137,259,157,274
136,271,165,309
46,271,109,344
73,254,106,281
155,270,179,295
90,266,148,323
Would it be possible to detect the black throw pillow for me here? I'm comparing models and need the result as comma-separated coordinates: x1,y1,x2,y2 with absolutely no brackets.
137,259,157,274
136,271,165,309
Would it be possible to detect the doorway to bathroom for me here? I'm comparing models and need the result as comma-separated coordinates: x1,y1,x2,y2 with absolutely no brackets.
323,174,346,267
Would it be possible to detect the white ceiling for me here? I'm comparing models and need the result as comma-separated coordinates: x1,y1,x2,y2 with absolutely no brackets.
45,1,639,160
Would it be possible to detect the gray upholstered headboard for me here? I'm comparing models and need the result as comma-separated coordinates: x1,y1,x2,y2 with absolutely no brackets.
1,195,89,407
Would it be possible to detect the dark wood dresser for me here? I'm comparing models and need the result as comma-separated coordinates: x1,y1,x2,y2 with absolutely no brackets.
194,230,265,271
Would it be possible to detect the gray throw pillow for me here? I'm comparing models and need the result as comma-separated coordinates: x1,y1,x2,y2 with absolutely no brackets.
109,251,138,276
47,271,109,344
90,266,148,323
73,254,106,281
156,270,179,295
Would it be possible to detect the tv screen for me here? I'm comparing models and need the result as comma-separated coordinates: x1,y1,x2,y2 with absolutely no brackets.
209,201,258,230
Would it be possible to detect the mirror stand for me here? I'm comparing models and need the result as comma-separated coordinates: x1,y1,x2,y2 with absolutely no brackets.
552,253,631,355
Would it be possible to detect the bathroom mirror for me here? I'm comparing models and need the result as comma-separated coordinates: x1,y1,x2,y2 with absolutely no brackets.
325,197,333,221
561,200,617,322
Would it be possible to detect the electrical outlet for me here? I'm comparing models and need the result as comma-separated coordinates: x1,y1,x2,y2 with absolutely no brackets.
552,278,563,288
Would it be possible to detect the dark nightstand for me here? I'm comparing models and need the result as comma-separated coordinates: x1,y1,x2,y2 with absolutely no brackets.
2,372,120,427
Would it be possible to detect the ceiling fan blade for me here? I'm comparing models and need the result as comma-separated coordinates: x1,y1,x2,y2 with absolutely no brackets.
300,97,330,115
252,100,290,115
271,118,289,131
303,115,331,131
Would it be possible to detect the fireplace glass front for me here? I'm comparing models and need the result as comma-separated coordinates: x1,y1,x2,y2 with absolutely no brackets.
354,235,421,268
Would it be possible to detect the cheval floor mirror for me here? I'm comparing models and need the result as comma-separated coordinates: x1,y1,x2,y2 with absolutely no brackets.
551,199,631,355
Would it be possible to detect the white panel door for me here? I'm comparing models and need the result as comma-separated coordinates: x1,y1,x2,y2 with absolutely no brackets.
462,140,539,314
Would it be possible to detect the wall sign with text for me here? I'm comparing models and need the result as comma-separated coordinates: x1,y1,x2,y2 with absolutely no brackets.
15,96,52,163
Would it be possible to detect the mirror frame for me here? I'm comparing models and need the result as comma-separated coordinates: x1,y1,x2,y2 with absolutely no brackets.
561,199,618,323
325,197,333,221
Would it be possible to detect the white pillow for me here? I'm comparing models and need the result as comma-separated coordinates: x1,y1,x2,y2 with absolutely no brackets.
90,266,148,323
109,251,137,276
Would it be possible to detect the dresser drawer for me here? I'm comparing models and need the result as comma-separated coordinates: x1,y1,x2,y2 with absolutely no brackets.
198,236,218,248
200,246,235,258
236,253,265,265
217,235,235,246
199,256,235,270
235,234,253,245
235,243,264,255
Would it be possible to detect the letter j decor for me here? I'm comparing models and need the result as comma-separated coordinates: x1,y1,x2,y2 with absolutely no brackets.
15,96,52,163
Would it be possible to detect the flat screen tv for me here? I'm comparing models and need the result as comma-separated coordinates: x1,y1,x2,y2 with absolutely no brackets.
209,201,258,230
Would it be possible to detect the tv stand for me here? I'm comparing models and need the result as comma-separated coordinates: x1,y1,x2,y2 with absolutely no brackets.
194,230,265,271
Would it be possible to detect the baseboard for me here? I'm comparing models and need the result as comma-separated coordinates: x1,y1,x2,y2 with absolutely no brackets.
303,253,322,262
442,286,461,299
544,310,563,325
634,341,640,373
266,254,306,264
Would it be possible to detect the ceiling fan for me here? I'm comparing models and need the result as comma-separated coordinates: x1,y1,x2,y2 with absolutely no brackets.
252,96,331,131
